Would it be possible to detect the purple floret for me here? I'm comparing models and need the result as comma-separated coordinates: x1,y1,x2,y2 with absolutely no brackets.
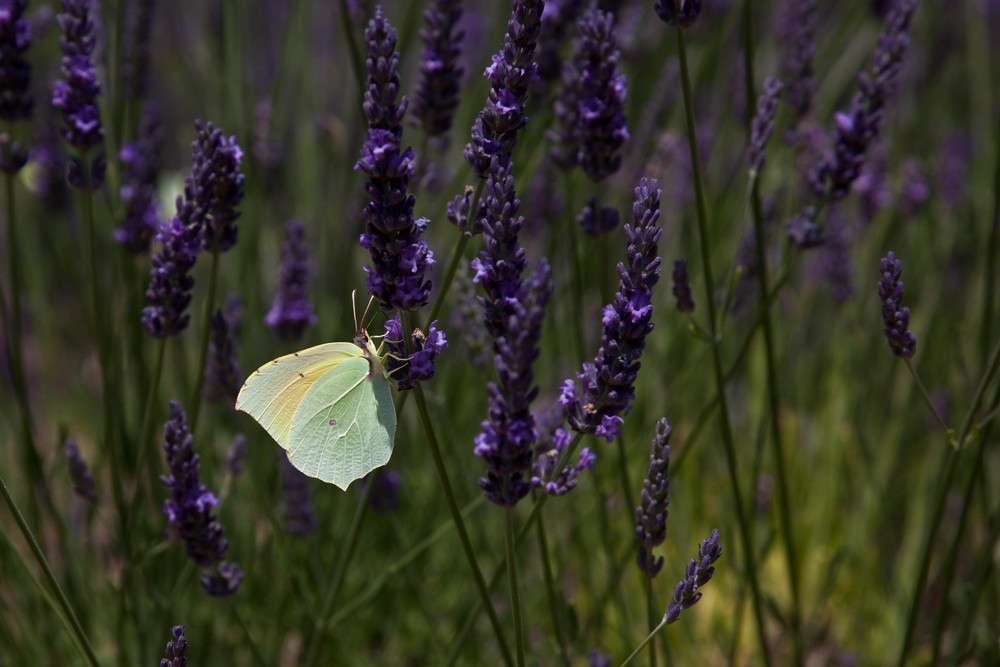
52,0,103,152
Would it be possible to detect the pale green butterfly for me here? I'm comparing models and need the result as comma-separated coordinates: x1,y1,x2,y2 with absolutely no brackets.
235,311,396,491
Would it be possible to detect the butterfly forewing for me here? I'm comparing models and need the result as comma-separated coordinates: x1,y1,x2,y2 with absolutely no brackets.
235,342,363,449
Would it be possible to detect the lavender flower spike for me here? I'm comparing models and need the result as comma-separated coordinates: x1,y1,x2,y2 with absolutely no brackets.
0,0,32,122
671,259,695,313
53,0,103,152
265,220,318,341
748,77,783,176
64,438,97,503
878,251,916,358
160,625,188,667
383,315,448,391
411,0,464,142
161,400,243,596
780,0,817,122
560,179,662,442
142,218,200,338
464,0,544,177
636,419,671,577
665,529,722,624
809,0,917,202
653,0,703,28
356,7,433,312
566,9,629,182
188,120,244,253
116,104,163,253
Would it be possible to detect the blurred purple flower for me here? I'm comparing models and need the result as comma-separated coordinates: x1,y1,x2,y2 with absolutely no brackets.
226,434,247,477
142,218,200,338
116,103,163,253
188,120,244,253
635,419,671,576
748,77,783,175
464,0,543,176
64,438,96,503
160,625,188,667
590,650,612,667
52,0,103,153
356,8,433,312
665,529,722,623
560,179,662,442
265,220,318,341
779,0,817,121
368,468,401,513
899,158,930,215
671,259,695,313
878,250,916,358
854,144,890,222
278,449,317,536
535,0,584,84
577,197,619,237
383,315,448,391
121,0,155,101
412,0,464,142
809,0,917,202
936,132,970,208
449,260,490,368
808,211,853,301
161,401,242,596
531,424,596,496
203,295,241,402
785,206,824,250
0,0,33,122
654,0,703,27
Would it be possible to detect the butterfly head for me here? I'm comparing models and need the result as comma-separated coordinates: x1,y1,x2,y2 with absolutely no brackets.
354,328,386,378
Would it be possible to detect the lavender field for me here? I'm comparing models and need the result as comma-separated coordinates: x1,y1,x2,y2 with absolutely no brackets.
1,0,998,664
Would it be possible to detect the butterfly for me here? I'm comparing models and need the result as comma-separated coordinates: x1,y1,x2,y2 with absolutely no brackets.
235,327,396,491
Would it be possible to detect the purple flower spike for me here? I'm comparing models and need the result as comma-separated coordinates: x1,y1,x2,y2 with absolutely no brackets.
64,438,97,503
160,625,188,667
531,425,596,496
748,77,783,175
561,179,662,442
780,0,817,122
383,315,448,391
878,251,916,358
671,259,695,313
116,104,163,254
809,0,917,202
53,0,103,152
653,0,703,28
464,0,544,177
161,401,242,596
0,0,33,122
664,529,722,624
142,219,200,338
412,0,464,141
635,419,671,577
554,9,629,181
203,296,241,402
188,120,244,253
475,262,553,507
265,220,318,341
357,8,433,312
278,450,317,536
577,197,619,237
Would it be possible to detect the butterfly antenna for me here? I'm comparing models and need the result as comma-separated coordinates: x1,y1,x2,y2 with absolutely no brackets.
361,295,378,330
351,289,360,332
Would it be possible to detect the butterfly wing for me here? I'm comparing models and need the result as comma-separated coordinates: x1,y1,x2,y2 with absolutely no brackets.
288,357,397,490
235,342,363,449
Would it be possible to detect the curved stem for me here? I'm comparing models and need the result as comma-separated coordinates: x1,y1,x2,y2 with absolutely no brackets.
674,24,771,665
620,615,668,667
644,576,658,667
0,472,101,667
301,477,375,667
412,380,515,667
188,249,221,431
504,508,526,667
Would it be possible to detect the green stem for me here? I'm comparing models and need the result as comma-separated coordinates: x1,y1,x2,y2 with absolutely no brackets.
904,359,952,435
741,2,804,660
302,476,375,667
949,490,1000,666
504,508,527,667
620,615,668,667
125,337,167,534
425,180,485,327
534,506,571,667
896,337,1000,667
412,382,515,667
0,472,101,667
674,23,771,665
188,249,221,431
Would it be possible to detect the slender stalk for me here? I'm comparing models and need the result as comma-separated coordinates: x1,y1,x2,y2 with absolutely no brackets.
229,601,269,667
949,495,1000,665
534,506,571,667
425,180,485,327
125,337,167,532
904,359,952,435
188,249,221,431
740,2,805,660
412,381,516,667
674,24,772,665
620,614,668,667
0,473,101,667
301,477,375,667
504,508,527,667
896,338,1000,667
